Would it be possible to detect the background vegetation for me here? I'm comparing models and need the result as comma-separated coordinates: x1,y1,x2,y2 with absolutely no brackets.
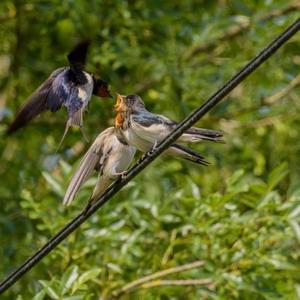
1,0,300,299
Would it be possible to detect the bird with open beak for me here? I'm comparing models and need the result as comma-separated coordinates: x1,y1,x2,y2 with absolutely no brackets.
6,40,112,148
114,94,223,165
63,127,136,208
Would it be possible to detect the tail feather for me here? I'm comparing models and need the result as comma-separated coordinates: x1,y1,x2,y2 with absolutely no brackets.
70,109,83,127
181,127,224,143
167,144,209,166
56,120,71,151
56,110,88,151
70,109,89,142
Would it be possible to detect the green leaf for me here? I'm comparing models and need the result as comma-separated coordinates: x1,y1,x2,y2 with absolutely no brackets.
42,172,64,196
72,269,101,293
267,162,289,191
63,296,87,300
39,280,59,300
289,220,300,245
32,289,47,300
61,265,79,295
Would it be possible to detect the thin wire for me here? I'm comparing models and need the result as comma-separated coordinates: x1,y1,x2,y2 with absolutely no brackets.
1,17,299,295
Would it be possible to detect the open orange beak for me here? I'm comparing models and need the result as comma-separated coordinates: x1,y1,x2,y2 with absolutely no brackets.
114,93,125,128
114,93,124,112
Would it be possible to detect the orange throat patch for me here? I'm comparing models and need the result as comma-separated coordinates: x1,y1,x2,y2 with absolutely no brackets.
115,113,124,128
114,94,125,128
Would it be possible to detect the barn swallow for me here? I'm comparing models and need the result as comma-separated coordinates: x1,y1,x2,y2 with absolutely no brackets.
6,40,111,147
114,94,223,162
63,127,136,208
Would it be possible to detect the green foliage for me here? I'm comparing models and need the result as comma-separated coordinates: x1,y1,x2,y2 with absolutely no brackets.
0,0,300,299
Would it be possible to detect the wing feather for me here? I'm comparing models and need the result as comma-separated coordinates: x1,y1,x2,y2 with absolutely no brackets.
67,40,90,84
131,114,224,144
131,114,172,144
6,73,58,134
63,138,102,206
185,127,224,142
46,69,70,112
63,127,114,206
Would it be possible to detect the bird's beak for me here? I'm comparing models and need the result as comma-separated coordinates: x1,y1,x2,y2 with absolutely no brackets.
114,93,124,112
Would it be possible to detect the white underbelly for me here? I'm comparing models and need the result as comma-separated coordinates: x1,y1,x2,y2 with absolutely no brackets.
80,72,93,109
123,128,153,152
103,141,136,177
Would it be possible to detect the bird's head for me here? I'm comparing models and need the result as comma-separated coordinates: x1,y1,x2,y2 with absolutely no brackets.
115,94,145,113
114,94,145,128
92,76,112,98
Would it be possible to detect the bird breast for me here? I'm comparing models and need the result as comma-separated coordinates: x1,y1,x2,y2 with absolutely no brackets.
102,136,136,179
78,72,93,108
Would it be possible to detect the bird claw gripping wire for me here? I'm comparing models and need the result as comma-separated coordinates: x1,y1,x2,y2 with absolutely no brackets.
116,171,128,180
137,141,158,164
149,141,158,155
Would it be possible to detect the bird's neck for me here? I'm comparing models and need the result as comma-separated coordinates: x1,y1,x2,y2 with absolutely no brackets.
115,128,128,145
115,112,124,128
115,106,133,129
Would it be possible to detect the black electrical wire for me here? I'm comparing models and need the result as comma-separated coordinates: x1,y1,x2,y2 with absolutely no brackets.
1,17,299,295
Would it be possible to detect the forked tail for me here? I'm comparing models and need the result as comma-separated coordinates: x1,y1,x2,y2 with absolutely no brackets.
168,144,209,166
56,109,88,151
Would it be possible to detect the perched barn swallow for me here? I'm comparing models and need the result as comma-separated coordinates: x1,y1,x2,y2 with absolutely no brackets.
63,127,136,208
114,94,223,163
6,40,111,147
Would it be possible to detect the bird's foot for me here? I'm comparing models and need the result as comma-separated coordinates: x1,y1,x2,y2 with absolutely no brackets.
137,142,159,164
149,141,158,154
115,170,128,180
138,154,145,163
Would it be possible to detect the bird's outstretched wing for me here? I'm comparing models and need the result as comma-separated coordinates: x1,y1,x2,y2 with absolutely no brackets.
63,138,102,206
6,68,65,134
6,42,92,135
67,40,90,85
42,41,91,112
63,127,114,206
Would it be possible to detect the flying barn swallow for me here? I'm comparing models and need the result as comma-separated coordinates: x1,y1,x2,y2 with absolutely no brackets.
114,94,223,163
63,127,136,208
6,41,111,147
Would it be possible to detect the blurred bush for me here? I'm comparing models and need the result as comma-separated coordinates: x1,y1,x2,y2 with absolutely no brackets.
0,0,300,299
